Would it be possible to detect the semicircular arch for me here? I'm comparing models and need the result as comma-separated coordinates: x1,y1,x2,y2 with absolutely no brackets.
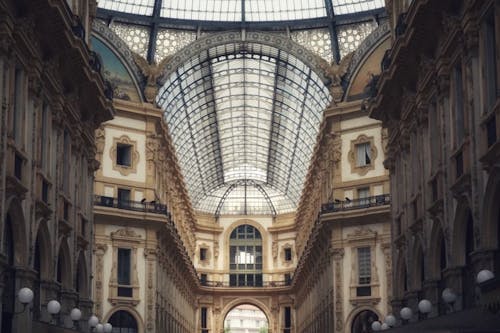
221,298,272,332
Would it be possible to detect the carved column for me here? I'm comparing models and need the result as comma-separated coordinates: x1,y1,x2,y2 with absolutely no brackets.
93,243,107,318
144,248,157,332
381,243,393,311
331,248,344,333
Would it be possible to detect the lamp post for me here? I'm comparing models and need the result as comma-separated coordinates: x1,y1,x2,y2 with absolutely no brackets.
418,299,432,319
47,300,61,324
384,314,396,327
441,288,457,313
476,270,495,284
70,307,82,329
371,321,381,331
17,287,34,313
400,307,412,324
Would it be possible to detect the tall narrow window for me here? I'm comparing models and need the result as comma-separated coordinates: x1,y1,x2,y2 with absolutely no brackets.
40,103,48,170
357,247,371,296
63,130,70,193
484,11,498,111
229,225,262,287
284,248,292,261
284,306,291,333
201,307,208,333
117,248,132,297
117,188,131,208
13,68,24,143
454,63,465,144
356,142,371,167
429,102,439,171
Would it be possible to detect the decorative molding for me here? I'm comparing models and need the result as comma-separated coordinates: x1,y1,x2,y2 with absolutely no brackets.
348,134,378,176
109,135,139,176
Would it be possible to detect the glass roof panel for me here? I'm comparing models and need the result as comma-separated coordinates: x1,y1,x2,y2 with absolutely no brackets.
98,0,155,15
161,0,241,21
245,0,327,22
331,0,385,15
157,42,330,215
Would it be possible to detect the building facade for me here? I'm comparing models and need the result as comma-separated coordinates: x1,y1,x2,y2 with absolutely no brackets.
0,0,113,332
370,0,500,330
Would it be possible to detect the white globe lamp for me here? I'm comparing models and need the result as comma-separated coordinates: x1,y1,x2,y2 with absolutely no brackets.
95,323,104,333
418,299,432,314
476,269,495,284
381,323,389,330
17,287,34,305
88,315,99,328
70,308,82,321
400,307,413,320
441,288,457,304
384,314,396,327
47,300,61,315
371,321,381,331
103,323,113,333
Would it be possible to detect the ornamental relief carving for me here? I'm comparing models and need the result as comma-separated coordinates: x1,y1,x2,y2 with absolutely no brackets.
110,135,140,176
347,134,378,176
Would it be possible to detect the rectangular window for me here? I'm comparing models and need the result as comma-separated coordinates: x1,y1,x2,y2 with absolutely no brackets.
358,187,370,206
284,248,292,261
117,188,131,208
454,63,465,144
356,142,371,167
201,307,208,333
358,247,371,285
200,273,207,285
429,103,439,171
484,11,498,111
200,248,207,261
116,143,132,166
13,68,24,143
117,248,131,287
284,306,291,332
63,130,70,193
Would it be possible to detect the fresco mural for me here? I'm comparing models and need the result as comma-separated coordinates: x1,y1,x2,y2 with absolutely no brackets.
91,37,141,102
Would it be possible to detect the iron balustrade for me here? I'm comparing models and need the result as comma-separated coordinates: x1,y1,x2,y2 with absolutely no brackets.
200,277,291,288
94,195,169,215
320,194,390,214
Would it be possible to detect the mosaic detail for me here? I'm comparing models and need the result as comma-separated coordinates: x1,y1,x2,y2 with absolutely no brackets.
110,22,150,59
291,29,333,63
154,29,197,64
337,21,377,58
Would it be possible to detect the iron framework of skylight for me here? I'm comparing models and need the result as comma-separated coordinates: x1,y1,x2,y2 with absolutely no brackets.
156,42,331,215
96,0,385,63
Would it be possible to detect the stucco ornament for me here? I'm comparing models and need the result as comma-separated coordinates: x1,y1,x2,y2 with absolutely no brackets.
317,52,355,104
132,53,172,102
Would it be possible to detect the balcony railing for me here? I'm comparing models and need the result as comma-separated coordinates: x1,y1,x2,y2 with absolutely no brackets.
321,194,390,214
200,277,291,288
94,195,169,215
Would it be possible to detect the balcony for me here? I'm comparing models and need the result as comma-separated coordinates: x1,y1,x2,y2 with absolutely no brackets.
200,275,291,288
94,195,169,215
320,194,390,214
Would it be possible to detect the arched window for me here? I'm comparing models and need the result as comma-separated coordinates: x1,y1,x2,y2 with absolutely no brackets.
109,310,138,333
463,211,475,308
351,310,379,333
229,225,263,287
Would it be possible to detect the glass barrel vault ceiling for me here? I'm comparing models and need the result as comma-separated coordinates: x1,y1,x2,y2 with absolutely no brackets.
156,43,331,215
97,0,385,21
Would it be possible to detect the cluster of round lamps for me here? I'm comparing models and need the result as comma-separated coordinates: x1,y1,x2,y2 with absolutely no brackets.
17,287,112,332
370,269,495,331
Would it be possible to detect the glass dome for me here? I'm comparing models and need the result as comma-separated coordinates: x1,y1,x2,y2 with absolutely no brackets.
98,0,384,22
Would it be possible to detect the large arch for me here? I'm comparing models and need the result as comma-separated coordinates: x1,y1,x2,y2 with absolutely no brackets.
3,196,28,266
347,307,381,333
56,238,73,289
220,298,273,333
410,239,425,290
451,197,475,266
104,307,144,333
76,251,89,297
157,31,334,86
428,219,447,280
482,168,500,249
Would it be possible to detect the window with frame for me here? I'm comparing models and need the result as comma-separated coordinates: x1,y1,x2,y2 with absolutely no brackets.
453,63,465,145
229,224,262,287
117,188,131,208
117,248,132,297
357,187,370,206
356,142,371,167
357,247,371,297
284,247,292,261
200,248,207,261
116,143,132,167
484,10,498,112
13,67,24,143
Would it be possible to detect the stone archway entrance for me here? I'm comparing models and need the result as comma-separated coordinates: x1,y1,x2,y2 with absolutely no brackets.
224,304,269,333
